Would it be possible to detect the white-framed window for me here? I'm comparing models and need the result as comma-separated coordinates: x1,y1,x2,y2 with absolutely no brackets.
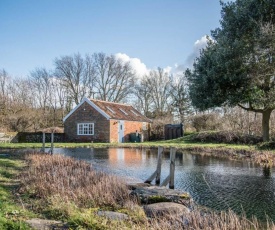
77,123,94,135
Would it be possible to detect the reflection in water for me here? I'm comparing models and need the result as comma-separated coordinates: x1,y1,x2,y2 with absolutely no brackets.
263,165,272,179
10,147,274,221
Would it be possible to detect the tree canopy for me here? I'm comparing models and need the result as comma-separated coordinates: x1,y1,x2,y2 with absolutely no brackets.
187,0,275,141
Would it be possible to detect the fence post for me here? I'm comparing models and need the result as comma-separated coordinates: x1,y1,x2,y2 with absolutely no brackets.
50,131,54,155
169,148,176,189
42,132,45,153
155,146,163,185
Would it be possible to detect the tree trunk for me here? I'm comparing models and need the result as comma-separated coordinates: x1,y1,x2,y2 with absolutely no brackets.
262,109,272,142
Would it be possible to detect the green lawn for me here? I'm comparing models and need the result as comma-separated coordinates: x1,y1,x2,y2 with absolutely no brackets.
0,135,256,151
0,155,34,229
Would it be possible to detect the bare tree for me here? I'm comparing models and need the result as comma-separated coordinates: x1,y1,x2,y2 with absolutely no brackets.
146,68,172,116
133,75,153,117
53,77,70,118
0,69,8,97
93,53,135,102
5,78,35,131
0,69,9,118
54,53,95,105
30,68,51,109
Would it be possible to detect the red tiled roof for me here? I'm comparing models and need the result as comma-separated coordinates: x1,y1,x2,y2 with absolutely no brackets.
91,99,151,122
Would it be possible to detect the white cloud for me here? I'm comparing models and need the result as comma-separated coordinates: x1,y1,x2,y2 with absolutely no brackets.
115,53,149,78
115,35,210,78
163,66,172,74
185,35,209,68
156,36,210,76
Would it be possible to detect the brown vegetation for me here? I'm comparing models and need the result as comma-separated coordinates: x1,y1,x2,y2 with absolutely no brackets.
191,131,262,145
19,154,131,209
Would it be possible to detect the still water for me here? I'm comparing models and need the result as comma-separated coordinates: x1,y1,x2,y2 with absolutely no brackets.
4,147,273,220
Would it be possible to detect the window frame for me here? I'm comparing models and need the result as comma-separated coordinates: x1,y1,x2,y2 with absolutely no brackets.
77,123,94,135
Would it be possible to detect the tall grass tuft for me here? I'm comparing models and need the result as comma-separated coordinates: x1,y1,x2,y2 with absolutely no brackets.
19,153,131,209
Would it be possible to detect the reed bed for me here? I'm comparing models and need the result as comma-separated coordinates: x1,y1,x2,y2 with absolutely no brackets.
19,153,131,208
147,209,275,230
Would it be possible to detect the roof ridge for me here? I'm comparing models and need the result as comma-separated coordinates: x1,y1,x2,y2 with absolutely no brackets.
90,99,131,107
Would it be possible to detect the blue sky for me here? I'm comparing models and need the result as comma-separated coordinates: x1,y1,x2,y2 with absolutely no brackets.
0,0,223,77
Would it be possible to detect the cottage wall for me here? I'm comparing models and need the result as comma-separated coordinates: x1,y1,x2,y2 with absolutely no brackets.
109,119,119,143
64,102,110,142
124,120,144,142
109,120,149,142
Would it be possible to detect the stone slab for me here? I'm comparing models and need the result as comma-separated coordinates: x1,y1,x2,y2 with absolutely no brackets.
97,211,129,221
144,202,190,218
26,218,68,230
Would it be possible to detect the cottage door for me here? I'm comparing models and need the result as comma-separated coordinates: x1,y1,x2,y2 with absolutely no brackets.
118,120,124,143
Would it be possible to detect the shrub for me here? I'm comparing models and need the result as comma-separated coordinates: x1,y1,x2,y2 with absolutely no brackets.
257,141,275,150
191,131,262,145
190,113,222,132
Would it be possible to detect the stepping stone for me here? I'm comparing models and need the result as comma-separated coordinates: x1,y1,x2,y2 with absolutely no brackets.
97,211,129,221
144,202,190,218
26,218,68,230
130,185,193,207
127,182,151,190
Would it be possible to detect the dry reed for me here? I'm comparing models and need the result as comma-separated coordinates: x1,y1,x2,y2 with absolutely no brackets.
19,153,131,209
147,209,275,230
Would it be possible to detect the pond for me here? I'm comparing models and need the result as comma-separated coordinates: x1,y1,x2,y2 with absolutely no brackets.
2,147,275,220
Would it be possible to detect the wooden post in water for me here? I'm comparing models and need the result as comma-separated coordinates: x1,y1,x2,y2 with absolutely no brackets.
50,131,54,155
169,148,176,189
144,171,157,184
155,146,163,185
42,132,46,153
144,146,163,184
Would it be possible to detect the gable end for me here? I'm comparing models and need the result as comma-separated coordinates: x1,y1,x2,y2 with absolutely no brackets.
63,98,111,122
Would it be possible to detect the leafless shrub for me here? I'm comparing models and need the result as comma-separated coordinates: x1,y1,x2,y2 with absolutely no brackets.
192,131,262,144
190,113,222,132
150,116,174,140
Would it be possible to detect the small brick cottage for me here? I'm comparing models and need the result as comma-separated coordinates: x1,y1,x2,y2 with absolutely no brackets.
63,98,151,143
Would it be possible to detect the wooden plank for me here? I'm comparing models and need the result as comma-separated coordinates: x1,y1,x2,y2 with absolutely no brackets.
155,146,163,185
144,170,157,184
169,147,176,189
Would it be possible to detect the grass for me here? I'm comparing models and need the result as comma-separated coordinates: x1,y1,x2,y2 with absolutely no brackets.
0,134,256,150
0,154,34,229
